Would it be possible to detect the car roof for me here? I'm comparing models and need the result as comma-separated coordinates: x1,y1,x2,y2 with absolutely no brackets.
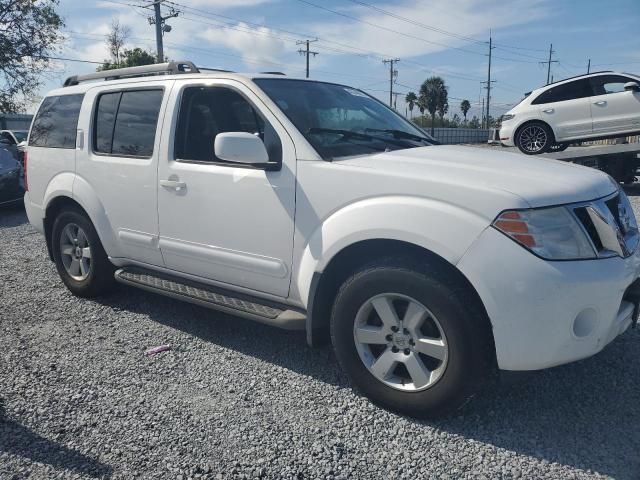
528,71,639,96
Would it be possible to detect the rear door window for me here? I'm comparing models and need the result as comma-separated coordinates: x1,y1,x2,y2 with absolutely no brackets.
29,94,84,148
93,89,163,158
531,79,593,104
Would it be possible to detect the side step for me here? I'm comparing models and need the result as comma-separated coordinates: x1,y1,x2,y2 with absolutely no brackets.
114,268,305,330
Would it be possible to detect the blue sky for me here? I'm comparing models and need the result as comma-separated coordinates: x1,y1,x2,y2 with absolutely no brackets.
38,0,640,119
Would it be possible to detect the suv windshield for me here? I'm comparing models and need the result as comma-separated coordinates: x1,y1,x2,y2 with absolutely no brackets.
253,78,434,160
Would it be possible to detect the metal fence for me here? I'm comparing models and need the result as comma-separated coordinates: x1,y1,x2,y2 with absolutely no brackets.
428,128,490,144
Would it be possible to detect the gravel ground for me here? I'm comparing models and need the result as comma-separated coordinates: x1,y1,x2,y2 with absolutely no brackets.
1,191,640,480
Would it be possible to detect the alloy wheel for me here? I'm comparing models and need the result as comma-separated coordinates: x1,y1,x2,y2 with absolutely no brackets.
519,125,548,153
60,223,92,281
353,293,449,392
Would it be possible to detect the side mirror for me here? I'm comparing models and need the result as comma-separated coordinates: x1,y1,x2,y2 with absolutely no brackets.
214,132,269,165
624,82,640,92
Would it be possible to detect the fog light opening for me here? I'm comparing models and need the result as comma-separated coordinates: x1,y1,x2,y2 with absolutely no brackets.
573,308,598,338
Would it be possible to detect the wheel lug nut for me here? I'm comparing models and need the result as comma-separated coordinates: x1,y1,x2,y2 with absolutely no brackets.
391,346,399,353
391,326,399,332
385,334,392,341
403,329,409,335
403,349,410,355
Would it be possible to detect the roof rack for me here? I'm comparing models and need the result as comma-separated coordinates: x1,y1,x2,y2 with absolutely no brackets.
63,61,199,87
199,67,235,73
260,71,286,75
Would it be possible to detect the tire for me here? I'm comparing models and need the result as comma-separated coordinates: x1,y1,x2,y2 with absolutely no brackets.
330,257,494,418
549,142,569,152
51,208,115,298
515,122,554,155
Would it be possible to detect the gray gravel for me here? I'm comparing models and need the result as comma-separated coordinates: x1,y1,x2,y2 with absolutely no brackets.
2,191,640,480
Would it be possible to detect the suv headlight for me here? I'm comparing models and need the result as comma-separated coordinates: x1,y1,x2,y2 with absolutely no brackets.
493,207,596,260
501,114,515,121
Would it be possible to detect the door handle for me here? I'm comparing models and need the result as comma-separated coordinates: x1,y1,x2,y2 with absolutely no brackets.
160,179,187,191
542,108,554,114
594,100,607,106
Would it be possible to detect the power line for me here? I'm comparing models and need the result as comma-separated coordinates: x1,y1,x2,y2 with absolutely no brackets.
541,43,558,85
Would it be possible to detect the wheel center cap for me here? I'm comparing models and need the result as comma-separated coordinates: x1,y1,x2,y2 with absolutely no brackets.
392,332,410,348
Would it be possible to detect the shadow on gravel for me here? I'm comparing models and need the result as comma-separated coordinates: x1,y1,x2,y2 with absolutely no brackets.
430,335,640,480
0,398,113,478
0,205,27,229
96,286,640,479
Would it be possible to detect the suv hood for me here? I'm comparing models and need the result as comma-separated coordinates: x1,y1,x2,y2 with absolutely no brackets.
336,145,617,208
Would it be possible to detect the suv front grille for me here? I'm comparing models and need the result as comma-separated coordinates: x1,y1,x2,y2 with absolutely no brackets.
572,192,639,258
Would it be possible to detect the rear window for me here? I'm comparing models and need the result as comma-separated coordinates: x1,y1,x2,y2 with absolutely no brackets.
531,79,592,105
93,89,163,158
29,94,84,148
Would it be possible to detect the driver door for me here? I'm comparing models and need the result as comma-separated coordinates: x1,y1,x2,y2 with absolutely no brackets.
156,79,296,298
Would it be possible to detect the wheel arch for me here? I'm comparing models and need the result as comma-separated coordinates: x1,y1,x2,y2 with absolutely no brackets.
305,238,495,362
514,119,557,147
43,189,118,262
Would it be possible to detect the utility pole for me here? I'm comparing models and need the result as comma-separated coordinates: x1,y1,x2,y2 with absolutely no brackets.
541,43,558,85
296,39,318,78
481,97,485,129
383,58,400,108
148,1,179,63
484,33,495,130
587,59,591,74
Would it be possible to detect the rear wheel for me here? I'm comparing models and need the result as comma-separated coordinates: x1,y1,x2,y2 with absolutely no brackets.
51,209,115,297
516,122,554,154
330,257,494,418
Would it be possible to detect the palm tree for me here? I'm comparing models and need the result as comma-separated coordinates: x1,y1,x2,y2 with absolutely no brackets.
405,92,417,119
460,99,471,124
419,76,447,135
437,100,449,126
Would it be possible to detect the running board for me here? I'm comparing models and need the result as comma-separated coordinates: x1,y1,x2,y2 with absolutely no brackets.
114,268,305,330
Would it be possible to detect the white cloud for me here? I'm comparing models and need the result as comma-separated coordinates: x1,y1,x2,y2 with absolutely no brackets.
198,23,287,68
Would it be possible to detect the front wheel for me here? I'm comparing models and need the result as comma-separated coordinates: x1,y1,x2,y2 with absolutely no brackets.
516,122,554,155
330,258,494,418
51,208,115,297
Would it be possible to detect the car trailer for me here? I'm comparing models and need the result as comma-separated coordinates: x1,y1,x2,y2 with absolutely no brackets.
540,142,640,184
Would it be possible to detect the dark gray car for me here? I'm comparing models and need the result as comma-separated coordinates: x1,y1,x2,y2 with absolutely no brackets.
0,144,24,206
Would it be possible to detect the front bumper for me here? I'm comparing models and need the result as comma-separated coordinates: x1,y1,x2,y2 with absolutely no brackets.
457,227,640,371
498,123,516,147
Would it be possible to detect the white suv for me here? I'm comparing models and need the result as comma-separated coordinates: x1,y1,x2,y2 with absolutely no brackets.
500,71,640,154
24,62,640,417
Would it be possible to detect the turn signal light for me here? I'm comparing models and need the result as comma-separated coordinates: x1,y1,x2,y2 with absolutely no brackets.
493,211,536,248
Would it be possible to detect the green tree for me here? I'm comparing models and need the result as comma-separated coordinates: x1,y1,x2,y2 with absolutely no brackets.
460,99,471,123
468,115,480,128
99,48,157,71
405,92,417,119
0,0,64,113
437,99,449,124
419,76,447,135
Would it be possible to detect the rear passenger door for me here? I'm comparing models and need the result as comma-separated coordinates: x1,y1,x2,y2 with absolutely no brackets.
532,79,594,140
76,82,172,266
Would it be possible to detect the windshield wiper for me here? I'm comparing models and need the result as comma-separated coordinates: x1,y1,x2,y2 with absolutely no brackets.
307,127,417,147
364,128,434,143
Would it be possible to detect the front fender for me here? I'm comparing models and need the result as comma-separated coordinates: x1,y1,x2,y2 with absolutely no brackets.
293,195,490,308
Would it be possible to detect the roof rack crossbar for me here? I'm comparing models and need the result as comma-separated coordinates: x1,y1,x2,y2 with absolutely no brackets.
63,61,199,87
